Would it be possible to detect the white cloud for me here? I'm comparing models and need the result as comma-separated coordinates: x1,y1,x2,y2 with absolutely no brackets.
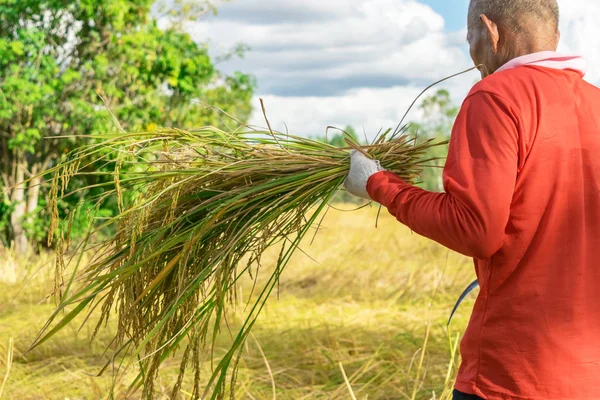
185,0,474,137
188,0,470,96
254,86,424,139
251,74,478,140
185,0,600,138
558,1,600,85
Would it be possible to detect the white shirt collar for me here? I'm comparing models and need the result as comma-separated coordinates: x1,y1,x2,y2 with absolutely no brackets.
495,51,587,76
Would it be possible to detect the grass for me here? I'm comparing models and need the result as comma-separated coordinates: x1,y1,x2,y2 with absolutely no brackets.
0,204,475,399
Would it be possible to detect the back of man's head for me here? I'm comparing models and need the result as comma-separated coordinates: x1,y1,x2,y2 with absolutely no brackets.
468,0,559,34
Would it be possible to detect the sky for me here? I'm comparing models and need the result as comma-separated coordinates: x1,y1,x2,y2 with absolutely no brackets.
421,0,470,31
185,0,600,138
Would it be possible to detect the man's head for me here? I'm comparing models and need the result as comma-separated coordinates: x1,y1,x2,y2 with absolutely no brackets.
467,0,560,78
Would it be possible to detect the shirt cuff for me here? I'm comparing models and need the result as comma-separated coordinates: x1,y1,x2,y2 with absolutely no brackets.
366,171,412,206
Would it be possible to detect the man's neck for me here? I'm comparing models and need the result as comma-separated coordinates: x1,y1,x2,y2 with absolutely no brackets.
496,23,558,72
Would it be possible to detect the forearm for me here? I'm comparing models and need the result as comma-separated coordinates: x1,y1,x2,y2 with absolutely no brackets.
367,171,504,259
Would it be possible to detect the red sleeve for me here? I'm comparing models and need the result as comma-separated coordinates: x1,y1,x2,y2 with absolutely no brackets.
367,91,519,259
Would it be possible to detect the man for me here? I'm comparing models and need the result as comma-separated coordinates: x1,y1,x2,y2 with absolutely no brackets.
345,0,600,399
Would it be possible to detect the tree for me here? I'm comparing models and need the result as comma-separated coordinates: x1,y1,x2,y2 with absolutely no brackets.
0,0,254,254
155,0,230,24
409,89,458,191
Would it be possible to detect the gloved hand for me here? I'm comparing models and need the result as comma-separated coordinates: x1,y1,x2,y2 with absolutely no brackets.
344,150,385,200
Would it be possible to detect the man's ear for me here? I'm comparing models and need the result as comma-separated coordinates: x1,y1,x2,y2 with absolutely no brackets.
555,29,561,49
480,14,500,53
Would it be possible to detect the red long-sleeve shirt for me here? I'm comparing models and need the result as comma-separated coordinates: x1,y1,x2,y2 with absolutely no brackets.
367,65,600,399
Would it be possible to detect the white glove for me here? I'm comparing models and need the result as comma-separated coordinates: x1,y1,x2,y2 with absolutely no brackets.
344,150,385,200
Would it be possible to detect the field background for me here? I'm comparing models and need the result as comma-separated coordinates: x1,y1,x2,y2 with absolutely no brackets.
0,205,475,399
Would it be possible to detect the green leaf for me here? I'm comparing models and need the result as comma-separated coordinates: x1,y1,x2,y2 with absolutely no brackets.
9,41,24,56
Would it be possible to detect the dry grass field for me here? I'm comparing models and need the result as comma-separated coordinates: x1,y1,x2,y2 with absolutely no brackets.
0,204,475,399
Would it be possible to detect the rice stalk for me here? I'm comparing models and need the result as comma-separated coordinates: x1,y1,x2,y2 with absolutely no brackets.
29,124,443,399
0,338,13,399
339,362,358,400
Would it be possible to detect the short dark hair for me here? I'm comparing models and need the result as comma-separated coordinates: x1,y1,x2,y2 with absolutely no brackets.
468,0,560,32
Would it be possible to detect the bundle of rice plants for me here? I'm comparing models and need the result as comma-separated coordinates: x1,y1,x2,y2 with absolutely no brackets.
30,122,441,399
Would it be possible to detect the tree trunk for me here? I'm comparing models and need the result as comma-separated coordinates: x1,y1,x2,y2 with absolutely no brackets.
10,152,28,255
26,175,41,216
26,164,42,248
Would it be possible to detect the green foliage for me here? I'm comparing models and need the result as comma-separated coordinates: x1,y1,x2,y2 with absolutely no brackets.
154,0,230,22
0,0,254,249
0,200,12,242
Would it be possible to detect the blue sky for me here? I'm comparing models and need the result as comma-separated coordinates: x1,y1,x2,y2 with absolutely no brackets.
186,0,599,137
422,0,469,31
